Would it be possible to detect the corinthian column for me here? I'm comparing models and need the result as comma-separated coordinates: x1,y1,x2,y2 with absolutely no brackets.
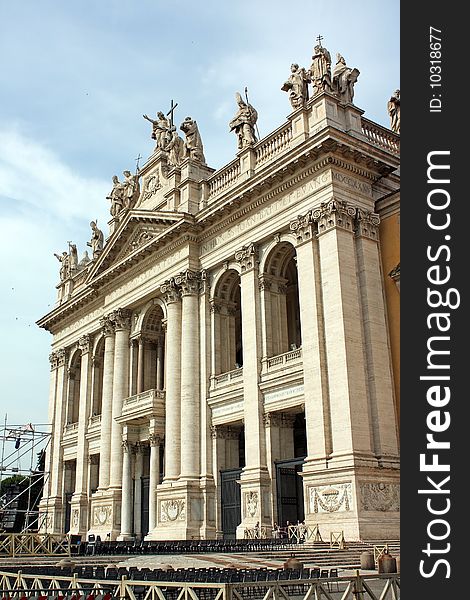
161,280,182,480
109,308,132,489
98,317,115,491
175,269,201,480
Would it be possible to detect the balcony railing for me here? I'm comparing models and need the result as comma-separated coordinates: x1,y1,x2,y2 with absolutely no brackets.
262,347,302,373
210,368,243,389
121,388,165,420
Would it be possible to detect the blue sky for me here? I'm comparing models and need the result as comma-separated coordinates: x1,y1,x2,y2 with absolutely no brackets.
0,0,399,427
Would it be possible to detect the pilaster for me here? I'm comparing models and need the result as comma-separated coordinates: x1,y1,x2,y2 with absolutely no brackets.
235,243,272,537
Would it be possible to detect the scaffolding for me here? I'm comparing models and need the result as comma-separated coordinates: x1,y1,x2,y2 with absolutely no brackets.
0,416,51,533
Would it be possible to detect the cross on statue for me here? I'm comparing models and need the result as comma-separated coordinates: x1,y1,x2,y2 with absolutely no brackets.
166,99,178,128
135,153,142,172
316,34,324,47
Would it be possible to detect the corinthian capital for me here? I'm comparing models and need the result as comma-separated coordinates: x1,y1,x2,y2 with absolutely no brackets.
312,199,356,235
235,242,258,273
290,211,315,245
100,315,115,337
78,334,91,355
161,278,180,304
355,208,380,240
110,308,132,330
174,269,201,296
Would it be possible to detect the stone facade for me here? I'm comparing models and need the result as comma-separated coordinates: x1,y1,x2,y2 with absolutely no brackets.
38,86,400,542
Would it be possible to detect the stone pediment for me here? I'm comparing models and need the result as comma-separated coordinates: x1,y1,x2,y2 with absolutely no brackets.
86,210,191,285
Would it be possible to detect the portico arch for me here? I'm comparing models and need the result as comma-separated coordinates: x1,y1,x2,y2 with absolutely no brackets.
261,241,301,357
66,349,81,424
211,268,243,374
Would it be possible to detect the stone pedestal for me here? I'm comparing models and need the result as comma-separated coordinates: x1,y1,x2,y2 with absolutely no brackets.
302,466,399,540
147,481,205,540
88,491,122,540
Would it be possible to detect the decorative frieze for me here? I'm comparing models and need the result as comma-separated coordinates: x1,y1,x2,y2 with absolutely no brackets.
312,199,356,235
308,483,353,513
355,208,380,240
263,412,297,428
210,425,240,440
143,173,162,200
360,482,400,512
235,242,258,273
160,499,186,522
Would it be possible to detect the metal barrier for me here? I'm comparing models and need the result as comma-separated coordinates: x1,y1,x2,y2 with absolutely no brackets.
0,569,400,599
0,533,71,557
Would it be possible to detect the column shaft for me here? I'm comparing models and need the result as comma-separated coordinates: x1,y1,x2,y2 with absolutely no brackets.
109,311,131,488
179,291,200,479
148,436,160,531
163,296,182,480
120,443,133,538
98,324,115,491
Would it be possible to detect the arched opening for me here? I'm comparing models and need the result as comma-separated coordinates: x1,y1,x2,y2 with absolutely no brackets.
262,242,302,357
212,269,243,374
133,304,165,394
91,337,105,416
66,351,81,424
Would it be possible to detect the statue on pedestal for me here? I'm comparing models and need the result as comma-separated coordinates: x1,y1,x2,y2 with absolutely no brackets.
122,169,140,209
229,92,258,149
166,126,186,167
332,53,360,104
87,221,104,259
54,242,77,281
180,117,206,163
309,44,332,95
107,175,125,217
387,89,400,133
281,63,310,109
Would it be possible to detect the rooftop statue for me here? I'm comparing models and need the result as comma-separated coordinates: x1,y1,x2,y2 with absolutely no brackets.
281,63,310,109
107,175,125,217
180,117,206,163
229,91,258,149
122,169,140,209
332,53,360,104
309,44,332,95
54,242,77,281
87,221,104,259
143,111,171,151
166,126,186,167
387,89,400,133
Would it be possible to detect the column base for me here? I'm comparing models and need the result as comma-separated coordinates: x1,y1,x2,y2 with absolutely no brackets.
146,480,209,540
235,466,272,539
301,461,400,541
88,489,122,540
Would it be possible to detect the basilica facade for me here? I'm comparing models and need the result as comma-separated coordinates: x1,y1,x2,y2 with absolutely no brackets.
38,67,400,541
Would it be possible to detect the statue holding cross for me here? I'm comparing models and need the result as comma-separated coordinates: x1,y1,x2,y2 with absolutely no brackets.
309,35,332,96
143,100,179,152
